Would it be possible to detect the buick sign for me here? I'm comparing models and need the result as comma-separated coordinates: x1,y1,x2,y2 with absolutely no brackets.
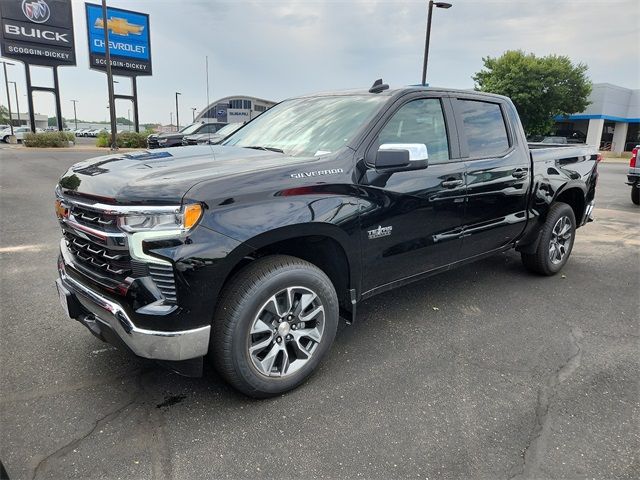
0,0,76,66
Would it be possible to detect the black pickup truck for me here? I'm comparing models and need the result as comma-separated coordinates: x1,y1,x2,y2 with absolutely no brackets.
55,83,598,397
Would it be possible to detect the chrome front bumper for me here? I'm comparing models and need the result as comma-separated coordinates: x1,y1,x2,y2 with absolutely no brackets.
56,271,210,361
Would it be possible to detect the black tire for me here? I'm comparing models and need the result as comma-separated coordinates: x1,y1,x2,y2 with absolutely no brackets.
521,202,576,276
2,136,8,143
211,255,339,398
632,185,640,205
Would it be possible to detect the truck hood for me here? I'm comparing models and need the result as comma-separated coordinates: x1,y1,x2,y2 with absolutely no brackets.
58,145,311,204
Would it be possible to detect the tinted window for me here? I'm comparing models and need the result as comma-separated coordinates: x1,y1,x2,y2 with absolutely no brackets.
459,100,509,156
377,98,449,163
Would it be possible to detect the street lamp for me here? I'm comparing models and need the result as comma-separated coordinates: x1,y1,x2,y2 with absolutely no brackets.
421,1,452,85
1,60,15,136
101,0,118,150
175,92,181,130
8,81,21,126
71,100,79,130
191,107,197,122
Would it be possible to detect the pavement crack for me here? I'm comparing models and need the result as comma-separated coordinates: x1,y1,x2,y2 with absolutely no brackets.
30,369,149,480
509,326,583,480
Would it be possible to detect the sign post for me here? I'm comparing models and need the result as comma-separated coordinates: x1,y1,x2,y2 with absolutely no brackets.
85,3,152,133
0,0,76,132
100,0,117,149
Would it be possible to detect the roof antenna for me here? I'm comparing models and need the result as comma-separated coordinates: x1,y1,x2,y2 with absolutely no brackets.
369,78,389,94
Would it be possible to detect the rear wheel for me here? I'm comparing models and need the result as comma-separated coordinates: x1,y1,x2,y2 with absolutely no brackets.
521,202,576,276
632,184,640,205
211,255,339,398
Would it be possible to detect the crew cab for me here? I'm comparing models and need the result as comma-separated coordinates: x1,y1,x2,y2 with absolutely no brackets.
55,82,598,397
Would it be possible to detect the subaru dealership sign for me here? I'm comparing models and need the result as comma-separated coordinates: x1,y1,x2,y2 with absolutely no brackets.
0,0,76,66
85,3,152,76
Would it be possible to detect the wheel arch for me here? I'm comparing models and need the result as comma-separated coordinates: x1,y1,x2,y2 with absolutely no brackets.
220,223,358,320
517,181,586,254
553,183,587,225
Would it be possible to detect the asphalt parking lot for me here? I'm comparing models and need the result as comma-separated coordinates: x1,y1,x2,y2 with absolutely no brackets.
1,147,638,479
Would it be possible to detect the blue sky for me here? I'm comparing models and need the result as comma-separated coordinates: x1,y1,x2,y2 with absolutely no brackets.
1,0,638,124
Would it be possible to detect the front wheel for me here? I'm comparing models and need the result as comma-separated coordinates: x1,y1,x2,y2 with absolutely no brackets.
211,255,339,398
521,202,576,276
632,184,640,205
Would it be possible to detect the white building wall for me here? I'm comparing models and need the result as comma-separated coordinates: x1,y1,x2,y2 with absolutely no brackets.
611,122,629,154
586,119,605,147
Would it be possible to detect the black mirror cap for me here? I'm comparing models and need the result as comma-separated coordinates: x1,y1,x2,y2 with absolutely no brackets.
375,149,428,172
375,149,410,169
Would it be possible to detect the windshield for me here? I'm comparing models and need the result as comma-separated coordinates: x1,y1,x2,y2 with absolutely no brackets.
223,95,387,157
216,123,243,136
179,123,203,134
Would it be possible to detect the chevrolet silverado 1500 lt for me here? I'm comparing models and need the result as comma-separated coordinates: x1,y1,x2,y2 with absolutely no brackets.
55,82,598,397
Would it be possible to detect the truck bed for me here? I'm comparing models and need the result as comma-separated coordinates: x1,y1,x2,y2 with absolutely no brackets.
528,143,597,164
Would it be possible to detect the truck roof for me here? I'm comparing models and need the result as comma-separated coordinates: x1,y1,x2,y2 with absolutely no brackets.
294,85,511,102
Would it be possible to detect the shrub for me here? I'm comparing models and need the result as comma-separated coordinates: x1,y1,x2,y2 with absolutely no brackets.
96,130,152,149
23,131,75,148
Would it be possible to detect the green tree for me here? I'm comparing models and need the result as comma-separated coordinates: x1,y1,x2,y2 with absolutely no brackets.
0,105,9,124
116,116,133,126
473,50,592,136
47,117,67,128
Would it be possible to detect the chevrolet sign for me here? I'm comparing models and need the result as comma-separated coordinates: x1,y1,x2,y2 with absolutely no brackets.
85,3,152,77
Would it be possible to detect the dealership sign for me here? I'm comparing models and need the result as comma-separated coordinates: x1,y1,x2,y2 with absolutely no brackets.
85,3,152,76
0,0,76,66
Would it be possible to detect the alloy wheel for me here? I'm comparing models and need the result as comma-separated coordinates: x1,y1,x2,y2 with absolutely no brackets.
248,286,325,377
549,215,572,265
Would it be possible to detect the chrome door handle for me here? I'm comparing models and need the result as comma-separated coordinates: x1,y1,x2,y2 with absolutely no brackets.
442,179,464,188
512,168,528,179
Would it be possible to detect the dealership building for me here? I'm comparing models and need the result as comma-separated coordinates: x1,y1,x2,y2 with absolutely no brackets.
8,112,48,130
555,83,639,153
196,96,277,124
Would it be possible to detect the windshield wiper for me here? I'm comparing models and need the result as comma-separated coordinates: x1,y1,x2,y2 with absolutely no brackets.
244,145,285,154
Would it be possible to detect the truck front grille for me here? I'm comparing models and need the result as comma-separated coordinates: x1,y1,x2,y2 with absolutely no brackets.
58,195,179,304
70,204,120,232
63,229,132,282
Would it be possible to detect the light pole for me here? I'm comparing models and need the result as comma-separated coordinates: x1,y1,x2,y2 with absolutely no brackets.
8,81,20,126
128,108,131,131
421,1,452,85
102,0,118,150
191,107,197,122
71,100,79,130
175,92,181,130
1,60,15,135
170,111,173,129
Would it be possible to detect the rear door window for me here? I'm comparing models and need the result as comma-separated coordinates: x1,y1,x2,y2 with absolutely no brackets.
458,100,510,157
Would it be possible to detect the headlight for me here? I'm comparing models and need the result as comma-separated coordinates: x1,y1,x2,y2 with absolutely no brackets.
118,204,202,233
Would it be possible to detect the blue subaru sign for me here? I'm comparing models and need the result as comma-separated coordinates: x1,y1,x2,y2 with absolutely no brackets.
85,3,152,76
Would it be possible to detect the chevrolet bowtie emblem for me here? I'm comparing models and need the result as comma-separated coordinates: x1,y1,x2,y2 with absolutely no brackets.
95,17,144,36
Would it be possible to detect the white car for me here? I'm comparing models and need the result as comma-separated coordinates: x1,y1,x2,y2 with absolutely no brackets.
1,127,31,143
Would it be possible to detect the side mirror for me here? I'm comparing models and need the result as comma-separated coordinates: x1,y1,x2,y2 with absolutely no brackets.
375,143,429,171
